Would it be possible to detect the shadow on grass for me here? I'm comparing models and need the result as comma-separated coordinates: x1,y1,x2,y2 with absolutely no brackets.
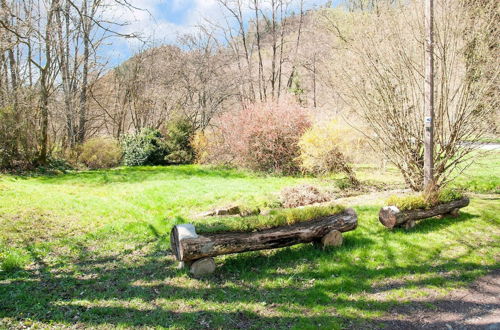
1,225,496,329
28,165,252,185
392,211,476,234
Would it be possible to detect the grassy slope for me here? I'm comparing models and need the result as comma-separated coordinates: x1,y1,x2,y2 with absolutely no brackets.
0,153,498,329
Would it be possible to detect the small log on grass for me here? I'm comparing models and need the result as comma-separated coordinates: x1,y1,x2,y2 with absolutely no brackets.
379,197,469,229
171,208,357,262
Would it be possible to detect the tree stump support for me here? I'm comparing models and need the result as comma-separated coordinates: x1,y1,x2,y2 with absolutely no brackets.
314,230,343,249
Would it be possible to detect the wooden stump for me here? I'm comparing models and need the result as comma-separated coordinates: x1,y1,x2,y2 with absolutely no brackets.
190,257,216,277
321,230,343,248
171,208,357,262
379,197,469,229
401,220,416,230
449,208,460,218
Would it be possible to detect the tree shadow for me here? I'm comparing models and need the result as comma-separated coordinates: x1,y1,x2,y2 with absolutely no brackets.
0,198,495,328
390,211,476,234
1,227,496,329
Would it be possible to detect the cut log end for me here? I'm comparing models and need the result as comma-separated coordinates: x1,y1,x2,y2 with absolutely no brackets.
402,220,415,230
449,208,460,218
379,206,400,229
190,257,216,277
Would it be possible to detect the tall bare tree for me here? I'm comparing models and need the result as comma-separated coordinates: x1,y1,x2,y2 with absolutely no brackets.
325,0,499,190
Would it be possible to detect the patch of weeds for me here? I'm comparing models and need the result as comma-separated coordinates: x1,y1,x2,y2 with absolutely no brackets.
0,245,31,272
195,204,346,234
280,184,331,208
437,188,464,203
336,178,355,191
386,188,464,211
386,194,428,211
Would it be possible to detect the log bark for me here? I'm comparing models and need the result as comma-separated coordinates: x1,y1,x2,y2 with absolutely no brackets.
379,197,469,229
171,208,357,262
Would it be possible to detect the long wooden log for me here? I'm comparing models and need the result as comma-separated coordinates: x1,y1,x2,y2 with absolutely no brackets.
171,208,357,262
379,197,469,229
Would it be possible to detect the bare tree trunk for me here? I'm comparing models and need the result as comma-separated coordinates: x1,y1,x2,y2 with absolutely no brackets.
55,0,75,148
277,0,285,99
78,0,89,144
270,0,277,99
253,0,265,101
38,1,57,165
1,0,19,158
313,55,317,107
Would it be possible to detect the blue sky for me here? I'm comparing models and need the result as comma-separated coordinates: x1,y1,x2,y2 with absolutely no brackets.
102,0,333,67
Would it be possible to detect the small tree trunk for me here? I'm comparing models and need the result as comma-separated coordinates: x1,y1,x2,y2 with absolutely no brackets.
379,197,469,229
171,208,357,262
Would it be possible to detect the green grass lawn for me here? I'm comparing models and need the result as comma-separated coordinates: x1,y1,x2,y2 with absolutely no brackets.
0,153,499,329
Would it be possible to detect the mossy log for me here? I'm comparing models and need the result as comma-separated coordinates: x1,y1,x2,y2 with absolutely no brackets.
171,208,357,262
379,197,469,229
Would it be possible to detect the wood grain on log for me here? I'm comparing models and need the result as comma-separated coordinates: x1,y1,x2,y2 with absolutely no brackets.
171,208,357,262
379,197,469,229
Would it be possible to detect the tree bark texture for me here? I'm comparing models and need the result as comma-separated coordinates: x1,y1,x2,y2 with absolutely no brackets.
171,208,357,262
379,197,469,229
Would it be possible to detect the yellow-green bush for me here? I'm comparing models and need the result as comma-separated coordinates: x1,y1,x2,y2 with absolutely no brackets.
191,131,210,164
79,137,122,169
386,194,428,211
298,120,359,185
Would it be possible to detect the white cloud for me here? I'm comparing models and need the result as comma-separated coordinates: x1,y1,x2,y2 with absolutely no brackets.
101,0,329,65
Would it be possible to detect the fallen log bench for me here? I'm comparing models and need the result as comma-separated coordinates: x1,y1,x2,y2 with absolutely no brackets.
379,197,469,229
171,208,358,276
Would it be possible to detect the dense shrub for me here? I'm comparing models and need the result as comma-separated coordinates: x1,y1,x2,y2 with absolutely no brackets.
163,118,195,164
202,100,311,174
121,128,168,166
191,131,209,164
298,120,359,185
0,105,38,170
280,184,331,208
78,137,122,169
36,156,73,174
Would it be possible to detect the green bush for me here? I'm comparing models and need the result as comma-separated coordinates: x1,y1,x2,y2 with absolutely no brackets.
386,188,464,211
121,128,168,166
35,156,74,174
164,118,195,164
79,137,122,169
